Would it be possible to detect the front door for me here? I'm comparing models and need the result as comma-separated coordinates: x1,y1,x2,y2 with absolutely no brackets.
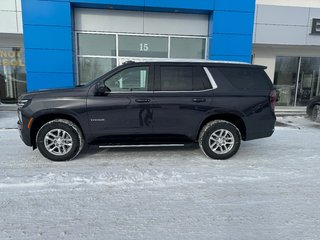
87,65,154,143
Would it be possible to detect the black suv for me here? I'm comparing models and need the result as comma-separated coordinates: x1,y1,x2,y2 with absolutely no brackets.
18,61,276,161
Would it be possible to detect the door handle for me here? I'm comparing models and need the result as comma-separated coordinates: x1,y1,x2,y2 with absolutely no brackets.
192,98,206,103
135,99,151,103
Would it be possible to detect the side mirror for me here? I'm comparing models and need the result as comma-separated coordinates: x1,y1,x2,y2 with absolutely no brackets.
95,82,111,96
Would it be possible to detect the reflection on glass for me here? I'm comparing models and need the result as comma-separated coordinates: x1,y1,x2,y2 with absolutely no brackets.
274,57,299,106
170,37,206,59
274,56,320,106
118,36,168,58
105,67,149,92
78,57,117,84
297,57,320,106
0,48,26,103
78,33,116,56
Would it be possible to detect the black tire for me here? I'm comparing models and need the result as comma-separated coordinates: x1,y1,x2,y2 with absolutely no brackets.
199,120,241,160
36,119,84,161
311,105,320,122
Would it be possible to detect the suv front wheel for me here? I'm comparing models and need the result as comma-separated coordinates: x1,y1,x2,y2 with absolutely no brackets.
199,120,241,160
36,119,84,161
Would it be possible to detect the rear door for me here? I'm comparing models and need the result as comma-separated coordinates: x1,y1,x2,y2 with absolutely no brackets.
152,64,213,140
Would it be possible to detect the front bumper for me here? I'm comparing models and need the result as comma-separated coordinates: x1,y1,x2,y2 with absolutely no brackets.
17,112,32,147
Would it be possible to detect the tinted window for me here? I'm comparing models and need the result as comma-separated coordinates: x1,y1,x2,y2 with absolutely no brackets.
160,66,193,91
216,67,272,90
106,66,149,92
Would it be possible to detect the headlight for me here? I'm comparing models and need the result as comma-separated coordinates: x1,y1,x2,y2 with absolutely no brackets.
17,99,32,108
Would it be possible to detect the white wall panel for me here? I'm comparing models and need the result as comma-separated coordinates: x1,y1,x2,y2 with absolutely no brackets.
0,11,18,34
256,5,309,26
0,0,16,11
74,9,144,33
254,4,320,46
257,0,320,8
143,12,208,36
74,8,208,36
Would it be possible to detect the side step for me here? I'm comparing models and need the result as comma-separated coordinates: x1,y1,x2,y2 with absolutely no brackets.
99,144,185,148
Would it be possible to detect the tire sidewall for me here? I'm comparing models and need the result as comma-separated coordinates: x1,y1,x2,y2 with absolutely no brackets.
36,120,81,161
200,121,241,160
311,105,320,122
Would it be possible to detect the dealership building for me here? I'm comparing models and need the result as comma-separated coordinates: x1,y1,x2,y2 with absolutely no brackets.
0,0,320,107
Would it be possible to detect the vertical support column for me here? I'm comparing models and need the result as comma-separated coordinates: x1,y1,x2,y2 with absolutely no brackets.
208,0,255,63
21,0,74,92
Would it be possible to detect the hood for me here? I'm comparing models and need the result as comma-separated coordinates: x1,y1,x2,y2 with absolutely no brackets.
20,86,89,100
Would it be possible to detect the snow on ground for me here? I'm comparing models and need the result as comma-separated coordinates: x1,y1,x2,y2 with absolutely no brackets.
0,113,320,240
0,111,17,129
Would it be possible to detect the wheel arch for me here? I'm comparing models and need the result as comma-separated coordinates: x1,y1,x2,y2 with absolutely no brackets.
197,113,247,141
30,111,84,149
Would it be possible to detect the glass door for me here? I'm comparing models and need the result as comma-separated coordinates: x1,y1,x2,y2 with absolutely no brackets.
0,48,26,103
296,57,320,106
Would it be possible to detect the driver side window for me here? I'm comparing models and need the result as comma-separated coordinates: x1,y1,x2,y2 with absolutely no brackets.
105,66,149,92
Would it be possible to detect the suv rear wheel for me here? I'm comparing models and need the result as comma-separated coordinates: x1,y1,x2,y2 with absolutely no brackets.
36,119,84,161
199,120,241,160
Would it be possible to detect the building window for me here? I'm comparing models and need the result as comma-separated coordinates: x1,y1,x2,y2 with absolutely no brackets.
274,56,320,106
0,48,26,103
76,32,207,85
118,36,168,58
78,33,116,56
170,37,206,59
78,57,117,85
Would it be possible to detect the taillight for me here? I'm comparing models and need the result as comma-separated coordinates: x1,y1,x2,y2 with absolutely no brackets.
270,89,277,112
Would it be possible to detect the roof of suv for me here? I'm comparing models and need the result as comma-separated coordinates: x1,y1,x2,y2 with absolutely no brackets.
121,60,266,69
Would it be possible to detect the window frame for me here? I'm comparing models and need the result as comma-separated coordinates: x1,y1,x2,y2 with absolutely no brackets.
75,31,208,86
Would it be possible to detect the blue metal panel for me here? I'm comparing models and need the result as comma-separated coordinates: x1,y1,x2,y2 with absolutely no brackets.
22,0,72,26
24,25,72,50
209,34,253,56
25,49,73,73
212,11,254,35
215,0,255,12
22,0,255,91
145,0,214,11
209,55,252,63
70,0,144,7
27,73,74,92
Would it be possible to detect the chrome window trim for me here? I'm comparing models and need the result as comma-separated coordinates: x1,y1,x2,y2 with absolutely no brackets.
105,89,213,94
203,67,218,90
153,89,213,93
108,91,152,94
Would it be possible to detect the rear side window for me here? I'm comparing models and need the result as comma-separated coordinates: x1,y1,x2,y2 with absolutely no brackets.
159,66,209,91
215,67,272,90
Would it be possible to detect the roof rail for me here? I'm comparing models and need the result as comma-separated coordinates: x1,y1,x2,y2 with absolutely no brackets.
119,59,249,65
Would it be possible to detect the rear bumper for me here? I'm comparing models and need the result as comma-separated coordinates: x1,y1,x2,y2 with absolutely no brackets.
244,112,276,141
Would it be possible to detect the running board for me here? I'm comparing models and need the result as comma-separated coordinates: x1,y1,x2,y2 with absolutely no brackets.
99,144,185,148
